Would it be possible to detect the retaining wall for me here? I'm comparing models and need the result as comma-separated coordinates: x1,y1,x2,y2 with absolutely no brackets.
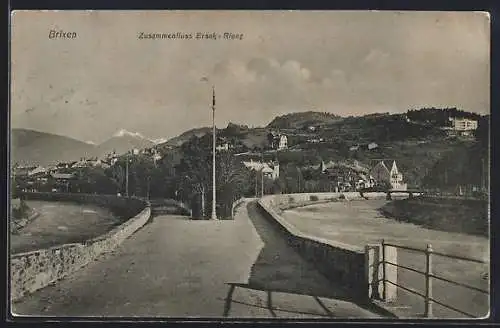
10,193,151,302
257,194,368,298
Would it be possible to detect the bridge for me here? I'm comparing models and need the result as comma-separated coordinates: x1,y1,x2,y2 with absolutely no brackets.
385,189,424,200
358,189,424,200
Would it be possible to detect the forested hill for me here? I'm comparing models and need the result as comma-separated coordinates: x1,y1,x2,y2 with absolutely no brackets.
406,107,483,127
266,111,343,129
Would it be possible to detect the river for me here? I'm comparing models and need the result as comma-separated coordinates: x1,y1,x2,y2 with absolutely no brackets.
11,200,122,254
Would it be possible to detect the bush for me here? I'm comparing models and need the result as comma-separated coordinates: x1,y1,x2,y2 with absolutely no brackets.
338,194,346,200
12,199,30,222
288,196,295,203
310,195,319,201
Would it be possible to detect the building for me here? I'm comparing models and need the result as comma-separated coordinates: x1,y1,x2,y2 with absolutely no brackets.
369,160,407,190
448,117,478,137
242,159,280,180
278,135,288,150
13,165,38,178
50,173,76,192
349,145,360,151
27,166,46,177
389,161,407,191
216,143,231,152
450,117,478,131
368,142,379,150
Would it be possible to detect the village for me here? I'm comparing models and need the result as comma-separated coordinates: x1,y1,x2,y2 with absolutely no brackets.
11,113,481,197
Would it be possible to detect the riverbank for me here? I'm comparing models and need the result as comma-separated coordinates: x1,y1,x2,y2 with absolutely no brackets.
379,197,489,237
11,200,123,254
280,200,489,318
11,199,39,234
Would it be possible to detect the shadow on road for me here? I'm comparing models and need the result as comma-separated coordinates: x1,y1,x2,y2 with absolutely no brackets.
222,282,337,317
221,201,393,318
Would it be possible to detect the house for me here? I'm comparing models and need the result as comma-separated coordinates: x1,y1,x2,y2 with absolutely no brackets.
216,143,231,152
368,142,378,150
242,159,280,180
369,161,390,186
389,161,407,190
28,166,46,177
450,117,478,131
278,135,288,150
448,117,478,137
307,138,324,143
349,145,360,151
369,160,407,190
50,172,76,192
152,153,162,163
12,165,38,178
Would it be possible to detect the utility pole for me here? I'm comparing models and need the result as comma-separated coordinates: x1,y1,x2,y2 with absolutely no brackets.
211,85,217,220
481,157,485,191
261,152,264,197
261,168,264,197
255,170,258,197
125,155,129,197
202,185,206,218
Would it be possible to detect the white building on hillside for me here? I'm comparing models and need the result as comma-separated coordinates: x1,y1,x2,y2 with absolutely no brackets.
278,135,288,150
242,159,280,180
450,117,478,131
390,161,407,191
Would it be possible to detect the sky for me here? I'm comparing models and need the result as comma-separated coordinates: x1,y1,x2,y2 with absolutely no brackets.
10,11,490,143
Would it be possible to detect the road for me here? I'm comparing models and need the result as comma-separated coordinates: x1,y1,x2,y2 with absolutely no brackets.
12,200,383,318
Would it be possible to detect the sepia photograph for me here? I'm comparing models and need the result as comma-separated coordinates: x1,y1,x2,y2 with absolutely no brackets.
9,10,490,319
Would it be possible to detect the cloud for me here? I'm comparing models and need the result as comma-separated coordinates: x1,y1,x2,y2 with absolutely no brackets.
10,11,489,142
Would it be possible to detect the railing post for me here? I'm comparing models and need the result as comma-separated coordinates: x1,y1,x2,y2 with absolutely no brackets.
425,243,433,318
381,239,386,300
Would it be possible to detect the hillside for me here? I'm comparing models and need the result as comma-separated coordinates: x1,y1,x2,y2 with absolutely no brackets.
317,113,447,144
95,135,154,158
11,128,96,166
422,140,488,192
160,127,212,147
267,111,342,129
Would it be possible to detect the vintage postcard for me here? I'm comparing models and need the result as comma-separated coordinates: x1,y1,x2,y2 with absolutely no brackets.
9,10,490,319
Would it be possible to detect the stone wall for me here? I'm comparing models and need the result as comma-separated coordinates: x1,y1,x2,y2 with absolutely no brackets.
257,194,368,298
10,193,151,302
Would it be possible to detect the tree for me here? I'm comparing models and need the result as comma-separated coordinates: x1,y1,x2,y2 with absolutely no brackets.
174,134,254,219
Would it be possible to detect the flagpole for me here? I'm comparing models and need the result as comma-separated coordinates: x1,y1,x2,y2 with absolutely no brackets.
211,85,217,220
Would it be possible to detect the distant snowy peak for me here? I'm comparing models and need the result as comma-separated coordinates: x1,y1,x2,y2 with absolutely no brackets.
111,129,168,145
113,129,147,139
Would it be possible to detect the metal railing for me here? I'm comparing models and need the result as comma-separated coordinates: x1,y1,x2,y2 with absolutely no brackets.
381,239,489,318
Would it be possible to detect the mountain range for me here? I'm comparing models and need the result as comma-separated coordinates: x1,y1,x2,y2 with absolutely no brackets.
11,109,489,170
11,128,158,166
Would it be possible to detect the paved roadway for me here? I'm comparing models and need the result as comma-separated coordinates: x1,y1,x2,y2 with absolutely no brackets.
12,200,383,318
